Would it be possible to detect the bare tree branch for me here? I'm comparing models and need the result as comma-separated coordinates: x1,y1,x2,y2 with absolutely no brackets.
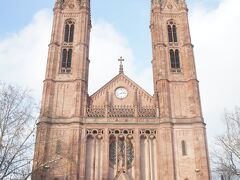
0,83,37,179
211,107,240,180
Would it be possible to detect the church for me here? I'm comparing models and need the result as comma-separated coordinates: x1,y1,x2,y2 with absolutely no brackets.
32,0,211,179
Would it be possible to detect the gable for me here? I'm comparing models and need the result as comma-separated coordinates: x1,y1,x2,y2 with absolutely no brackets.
89,74,154,107
57,0,81,11
161,0,180,13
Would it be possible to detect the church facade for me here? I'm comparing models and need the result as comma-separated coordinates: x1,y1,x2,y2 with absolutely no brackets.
32,0,211,179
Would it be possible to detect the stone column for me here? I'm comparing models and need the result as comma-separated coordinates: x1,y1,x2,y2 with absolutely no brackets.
134,130,141,180
102,129,109,180
79,129,86,180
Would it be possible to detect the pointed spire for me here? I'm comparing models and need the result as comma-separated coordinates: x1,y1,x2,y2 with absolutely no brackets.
179,0,188,10
118,56,125,74
151,0,161,8
80,0,90,8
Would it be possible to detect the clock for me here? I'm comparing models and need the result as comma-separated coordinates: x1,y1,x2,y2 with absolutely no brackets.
115,87,128,99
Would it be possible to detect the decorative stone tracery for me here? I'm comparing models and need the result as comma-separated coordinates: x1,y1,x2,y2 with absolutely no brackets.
138,106,156,117
109,129,134,178
87,106,105,117
108,106,135,117
87,105,156,118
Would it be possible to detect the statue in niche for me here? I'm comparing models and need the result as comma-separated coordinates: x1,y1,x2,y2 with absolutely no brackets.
118,152,125,171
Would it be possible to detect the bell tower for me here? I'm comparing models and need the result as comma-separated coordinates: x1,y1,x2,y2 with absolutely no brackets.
40,0,91,119
33,0,91,179
151,0,211,179
151,0,201,120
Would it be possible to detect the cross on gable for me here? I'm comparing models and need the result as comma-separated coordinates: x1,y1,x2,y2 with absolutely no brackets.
118,56,125,64
118,56,125,74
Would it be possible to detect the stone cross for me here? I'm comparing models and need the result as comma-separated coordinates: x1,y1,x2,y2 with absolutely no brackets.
118,56,125,74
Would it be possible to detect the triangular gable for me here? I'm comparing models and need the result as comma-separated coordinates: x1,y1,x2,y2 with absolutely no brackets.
161,0,180,12
60,0,81,10
89,73,154,107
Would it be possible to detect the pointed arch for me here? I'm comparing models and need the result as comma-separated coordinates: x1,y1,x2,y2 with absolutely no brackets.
173,25,178,42
168,25,173,42
167,20,178,43
64,19,75,43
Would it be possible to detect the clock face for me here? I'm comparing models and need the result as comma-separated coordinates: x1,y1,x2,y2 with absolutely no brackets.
115,87,128,99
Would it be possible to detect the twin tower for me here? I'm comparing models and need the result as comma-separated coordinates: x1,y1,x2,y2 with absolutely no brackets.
33,0,211,179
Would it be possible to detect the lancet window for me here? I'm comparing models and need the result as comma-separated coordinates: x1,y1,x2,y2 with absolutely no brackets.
60,19,75,73
85,129,104,179
64,20,75,43
167,20,178,43
61,48,72,73
181,140,187,156
140,129,158,179
170,49,181,70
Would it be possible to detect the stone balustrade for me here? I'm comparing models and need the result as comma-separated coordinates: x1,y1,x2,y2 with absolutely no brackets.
86,105,156,118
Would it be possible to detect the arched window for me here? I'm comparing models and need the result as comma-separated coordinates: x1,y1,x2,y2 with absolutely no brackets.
168,25,173,42
61,48,73,73
67,49,72,68
170,49,181,69
175,49,180,69
64,20,75,43
173,25,178,42
170,49,175,68
167,21,178,43
181,140,187,156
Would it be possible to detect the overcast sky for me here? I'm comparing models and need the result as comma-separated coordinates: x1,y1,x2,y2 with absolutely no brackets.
0,0,240,148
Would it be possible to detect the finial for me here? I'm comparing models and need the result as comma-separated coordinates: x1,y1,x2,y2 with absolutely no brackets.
118,56,125,74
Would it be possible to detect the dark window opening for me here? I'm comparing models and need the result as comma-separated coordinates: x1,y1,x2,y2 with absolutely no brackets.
167,21,178,43
61,49,72,73
168,25,173,42
173,25,178,42
67,49,72,68
170,49,181,70
69,25,74,42
182,140,187,156
170,49,175,68
64,24,70,42
64,20,75,43
175,49,180,69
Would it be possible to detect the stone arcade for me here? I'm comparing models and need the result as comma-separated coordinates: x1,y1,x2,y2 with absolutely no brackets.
32,0,211,179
